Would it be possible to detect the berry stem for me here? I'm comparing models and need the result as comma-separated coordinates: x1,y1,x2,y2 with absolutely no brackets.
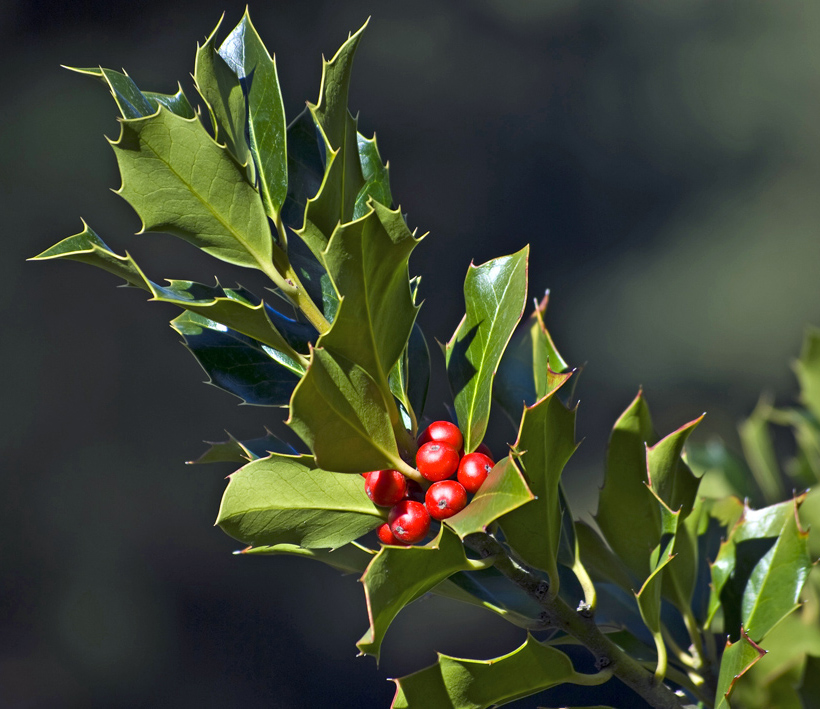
463,532,688,709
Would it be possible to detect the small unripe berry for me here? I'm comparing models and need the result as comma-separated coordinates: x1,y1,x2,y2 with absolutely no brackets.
388,500,431,544
377,522,408,546
404,478,425,503
457,452,495,494
365,469,407,507
416,442,460,482
418,420,463,452
425,480,468,520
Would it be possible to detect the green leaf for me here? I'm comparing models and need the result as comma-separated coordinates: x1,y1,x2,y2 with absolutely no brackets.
445,456,535,538
171,311,301,406
446,247,530,453
287,347,410,474
194,17,254,175
575,522,636,593
494,292,569,425
738,397,785,503
143,87,195,118
687,438,760,504
498,373,578,590
714,629,766,709
793,326,820,423
297,23,367,257
216,452,384,549
708,497,810,640
237,540,375,575
111,107,273,272
646,415,703,520
391,635,579,709
219,9,288,220
595,391,660,580
188,429,298,464
389,320,431,432
354,132,392,218
357,526,474,660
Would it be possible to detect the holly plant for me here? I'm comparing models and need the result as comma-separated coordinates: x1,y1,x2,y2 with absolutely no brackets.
32,10,820,708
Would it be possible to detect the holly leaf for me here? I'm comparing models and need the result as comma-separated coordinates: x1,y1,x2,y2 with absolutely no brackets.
575,522,636,593
714,629,767,709
188,429,298,464
794,326,820,423
446,247,529,453
446,456,534,538
391,636,579,709
357,526,474,660
287,347,411,475
499,372,578,590
237,540,375,575
595,391,660,580
216,452,384,549
494,292,569,425
390,319,431,433
298,22,367,258
282,107,327,229
171,311,301,406
219,9,288,220
194,17,254,174
354,131,392,218
111,107,274,272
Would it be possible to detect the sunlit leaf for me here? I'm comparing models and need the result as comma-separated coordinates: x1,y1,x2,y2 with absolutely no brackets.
714,629,766,709
238,540,375,575
188,429,298,464
354,131,392,218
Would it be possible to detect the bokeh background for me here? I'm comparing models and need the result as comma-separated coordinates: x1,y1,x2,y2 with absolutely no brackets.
5,0,820,706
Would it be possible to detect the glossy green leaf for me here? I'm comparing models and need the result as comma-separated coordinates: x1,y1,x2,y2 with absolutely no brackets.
237,540,375,575
714,629,766,709
217,452,384,549
194,17,254,173
358,526,474,660
354,132,392,218
391,635,579,709
282,107,326,227
298,23,367,258
646,415,703,519
494,292,569,425
595,391,660,580
219,9,288,219
111,107,273,272
738,397,785,502
171,311,301,406
188,429,298,464
143,87,195,118
499,373,577,589
793,326,820,423
446,247,529,453
446,456,534,538
287,347,410,475
389,319,431,433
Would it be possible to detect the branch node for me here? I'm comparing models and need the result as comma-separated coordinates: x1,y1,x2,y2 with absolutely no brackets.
534,579,549,600
595,656,612,670
577,601,593,618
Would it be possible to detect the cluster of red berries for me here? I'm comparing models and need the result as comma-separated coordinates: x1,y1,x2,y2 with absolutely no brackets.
362,421,495,546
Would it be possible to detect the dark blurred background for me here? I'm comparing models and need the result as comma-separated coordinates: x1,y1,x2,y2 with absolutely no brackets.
5,0,820,706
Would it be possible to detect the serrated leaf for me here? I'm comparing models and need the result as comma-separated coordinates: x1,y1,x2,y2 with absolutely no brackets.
219,9,288,219
171,311,301,406
389,319,431,433
738,397,785,503
287,347,410,475
111,107,273,272
194,17,254,175
189,429,298,464
446,456,535,538
354,132,392,218
646,415,703,519
498,374,577,590
708,497,809,640
357,526,474,660
446,247,529,453
216,452,384,549
143,87,195,118
298,23,367,258
794,326,820,423
494,292,569,425
595,391,660,580
391,635,578,709
282,107,326,229
238,540,375,575
714,629,767,709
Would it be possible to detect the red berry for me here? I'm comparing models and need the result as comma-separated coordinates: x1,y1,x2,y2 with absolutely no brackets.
388,500,431,544
418,421,464,452
365,469,407,507
377,522,408,546
457,452,495,494
425,480,468,520
404,478,425,503
416,442,460,482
